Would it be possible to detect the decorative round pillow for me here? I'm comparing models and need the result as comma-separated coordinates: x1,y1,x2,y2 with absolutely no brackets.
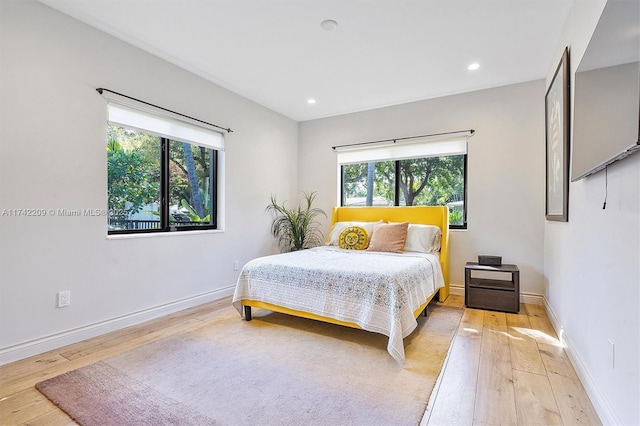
338,226,370,250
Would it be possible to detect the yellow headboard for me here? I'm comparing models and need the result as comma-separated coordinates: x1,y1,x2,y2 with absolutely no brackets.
330,206,450,301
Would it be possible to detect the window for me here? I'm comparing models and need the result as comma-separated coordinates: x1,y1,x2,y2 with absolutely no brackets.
338,136,468,229
104,94,223,234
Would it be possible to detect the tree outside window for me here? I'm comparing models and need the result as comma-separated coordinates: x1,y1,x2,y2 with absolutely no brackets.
107,124,216,233
341,154,466,228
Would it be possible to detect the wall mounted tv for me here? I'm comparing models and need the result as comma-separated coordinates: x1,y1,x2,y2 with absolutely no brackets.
571,0,640,181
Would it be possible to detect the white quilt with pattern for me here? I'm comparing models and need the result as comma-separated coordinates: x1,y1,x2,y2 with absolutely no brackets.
232,246,444,363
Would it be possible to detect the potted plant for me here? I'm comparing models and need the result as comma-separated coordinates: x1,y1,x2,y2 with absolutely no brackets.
266,191,326,252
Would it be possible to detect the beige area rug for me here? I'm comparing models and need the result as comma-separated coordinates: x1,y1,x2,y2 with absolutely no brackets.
36,303,463,426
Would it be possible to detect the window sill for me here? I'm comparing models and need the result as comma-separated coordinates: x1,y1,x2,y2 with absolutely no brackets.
107,229,224,240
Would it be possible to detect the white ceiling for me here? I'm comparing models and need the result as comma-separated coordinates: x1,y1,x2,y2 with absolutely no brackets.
39,0,572,122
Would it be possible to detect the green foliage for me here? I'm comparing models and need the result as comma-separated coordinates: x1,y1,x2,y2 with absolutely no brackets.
342,155,465,211
449,210,464,226
180,197,210,222
107,138,159,219
342,161,395,204
400,156,464,205
266,191,326,252
145,190,210,223
169,140,211,219
107,124,213,226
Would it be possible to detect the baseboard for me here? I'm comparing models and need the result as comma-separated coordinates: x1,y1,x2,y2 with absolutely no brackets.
0,286,235,366
449,284,544,305
542,297,621,426
449,284,465,296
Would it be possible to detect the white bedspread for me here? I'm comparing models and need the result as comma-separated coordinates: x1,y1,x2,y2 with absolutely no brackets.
232,246,444,363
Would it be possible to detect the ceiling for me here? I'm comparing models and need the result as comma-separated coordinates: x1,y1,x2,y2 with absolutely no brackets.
39,0,573,122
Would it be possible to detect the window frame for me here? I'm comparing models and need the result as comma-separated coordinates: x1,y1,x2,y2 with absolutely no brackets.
107,133,218,235
339,153,468,230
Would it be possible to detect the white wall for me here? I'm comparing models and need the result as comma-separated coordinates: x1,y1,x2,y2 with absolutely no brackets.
0,0,298,363
3,5,635,422
299,80,546,296
545,1,639,424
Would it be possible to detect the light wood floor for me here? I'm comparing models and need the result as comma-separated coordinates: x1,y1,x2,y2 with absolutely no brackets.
424,295,601,426
0,296,600,425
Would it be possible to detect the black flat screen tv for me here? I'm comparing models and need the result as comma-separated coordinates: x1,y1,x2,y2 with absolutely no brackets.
571,0,640,181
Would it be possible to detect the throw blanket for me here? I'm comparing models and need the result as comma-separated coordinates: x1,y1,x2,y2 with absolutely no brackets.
232,246,444,362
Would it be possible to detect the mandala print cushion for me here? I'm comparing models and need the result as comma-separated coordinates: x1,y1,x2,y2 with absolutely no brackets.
338,226,370,250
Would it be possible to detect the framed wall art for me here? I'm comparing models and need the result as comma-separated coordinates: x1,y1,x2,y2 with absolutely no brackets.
545,47,570,222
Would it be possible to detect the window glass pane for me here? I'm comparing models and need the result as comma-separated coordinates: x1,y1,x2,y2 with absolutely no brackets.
341,161,394,206
168,140,214,227
340,154,466,227
399,155,465,226
107,124,161,231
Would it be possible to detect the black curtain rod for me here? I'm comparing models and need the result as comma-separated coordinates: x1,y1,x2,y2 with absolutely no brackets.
331,129,474,151
96,88,233,133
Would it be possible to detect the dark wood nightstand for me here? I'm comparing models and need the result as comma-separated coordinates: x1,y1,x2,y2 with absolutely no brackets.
465,262,520,313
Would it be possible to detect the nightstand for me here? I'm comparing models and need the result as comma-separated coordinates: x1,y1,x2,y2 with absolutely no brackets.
464,262,520,313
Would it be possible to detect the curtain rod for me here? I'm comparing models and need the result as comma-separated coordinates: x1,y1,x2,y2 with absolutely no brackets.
96,88,233,133
331,129,474,151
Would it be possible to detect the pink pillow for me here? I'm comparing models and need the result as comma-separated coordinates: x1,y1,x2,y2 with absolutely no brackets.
366,222,409,253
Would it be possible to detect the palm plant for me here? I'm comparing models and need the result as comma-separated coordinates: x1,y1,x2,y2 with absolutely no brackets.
266,191,326,252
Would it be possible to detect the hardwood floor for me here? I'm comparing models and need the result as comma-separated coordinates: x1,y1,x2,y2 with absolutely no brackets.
0,296,600,425
423,295,601,426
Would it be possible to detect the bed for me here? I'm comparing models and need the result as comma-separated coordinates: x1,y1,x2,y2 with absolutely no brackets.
232,206,450,363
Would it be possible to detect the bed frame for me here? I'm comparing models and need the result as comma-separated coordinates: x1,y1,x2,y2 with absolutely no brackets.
241,205,450,328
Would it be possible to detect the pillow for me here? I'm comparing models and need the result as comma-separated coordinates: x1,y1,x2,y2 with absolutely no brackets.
404,224,442,253
338,226,370,250
366,222,409,253
327,220,381,246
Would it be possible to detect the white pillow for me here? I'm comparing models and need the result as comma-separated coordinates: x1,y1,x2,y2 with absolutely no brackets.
403,224,442,253
327,221,382,246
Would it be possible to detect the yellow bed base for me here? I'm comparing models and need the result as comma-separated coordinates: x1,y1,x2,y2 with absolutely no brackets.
243,294,436,329
241,205,450,327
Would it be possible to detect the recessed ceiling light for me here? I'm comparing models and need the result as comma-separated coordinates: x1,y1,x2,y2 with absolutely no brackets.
468,63,480,71
320,19,338,31
307,99,316,104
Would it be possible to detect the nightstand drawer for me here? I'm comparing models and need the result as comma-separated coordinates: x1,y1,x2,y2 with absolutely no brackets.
466,286,518,313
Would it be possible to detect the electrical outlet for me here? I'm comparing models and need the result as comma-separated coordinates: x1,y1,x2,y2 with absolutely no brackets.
57,291,71,308
233,260,240,271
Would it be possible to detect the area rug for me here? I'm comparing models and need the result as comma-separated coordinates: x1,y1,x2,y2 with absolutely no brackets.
36,303,463,426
